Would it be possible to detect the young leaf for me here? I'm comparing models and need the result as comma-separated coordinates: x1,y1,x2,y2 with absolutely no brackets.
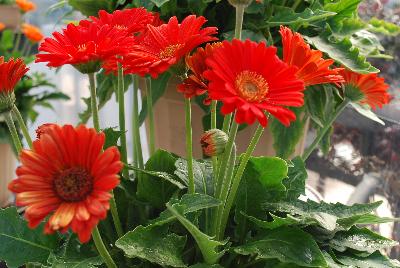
116,225,187,267
369,18,400,36
167,203,226,264
337,213,400,229
350,102,385,125
0,207,58,268
103,127,122,149
283,156,307,201
234,226,327,267
324,0,363,29
268,7,336,26
242,213,302,230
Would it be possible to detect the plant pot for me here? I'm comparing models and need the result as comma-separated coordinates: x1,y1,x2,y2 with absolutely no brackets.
0,5,21,30
148,79,309,158
0,143,16,207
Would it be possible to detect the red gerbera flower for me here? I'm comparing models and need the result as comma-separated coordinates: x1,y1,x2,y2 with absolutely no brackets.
204,39,305,127
339,69,391,109
36,23,134,73
117,15,218,78
280,26,344,86
0,57,29,94
178,42,222,98
82,8,154,35
8,124,123,243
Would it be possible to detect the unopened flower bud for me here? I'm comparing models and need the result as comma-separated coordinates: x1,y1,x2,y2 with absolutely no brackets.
0,92,16,114
201,129,228,157
36,123,57,139
228,0,253,7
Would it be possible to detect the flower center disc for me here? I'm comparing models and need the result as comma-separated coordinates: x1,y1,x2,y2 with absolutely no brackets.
159,44,184,59
54,167,93,202
235,70,269,102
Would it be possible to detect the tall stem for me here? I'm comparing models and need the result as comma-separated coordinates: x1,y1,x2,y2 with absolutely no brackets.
88,73,100,131
234,4,245,40
185,98,195,194
132,75,144,170
302,99,349,161
92,227,117,268
145,77,156,155
12,105,32,149
89,72,123,238
210,100,218,185
219,124,264,239
117,64,129,179
4,112,22,154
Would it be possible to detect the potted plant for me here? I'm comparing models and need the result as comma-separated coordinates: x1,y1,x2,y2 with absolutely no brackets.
0,1,399,267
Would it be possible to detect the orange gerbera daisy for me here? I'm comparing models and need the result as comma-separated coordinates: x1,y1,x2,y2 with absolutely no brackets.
0,57,29,95
15,0,36,12
22,23,44,43
177,42,222,98
204,39,305,127
280,26,344,87
36,22,134,73
8,124,122,243
116,15,218,78
339,69,391,109
0,23,5,32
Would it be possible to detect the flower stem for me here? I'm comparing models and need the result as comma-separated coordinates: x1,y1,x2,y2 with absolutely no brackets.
218,124,264,239
292,0,302,10
12,105,32,149
109,196,124,238
4,111,22,154
234,4,245,40
221,113,232,134
92,227,117,268
132,75,144,170
145,77,156,155
185,98,195,194
117,64,129,179
88,73,100,131
302,99,349,161
210,100,218,184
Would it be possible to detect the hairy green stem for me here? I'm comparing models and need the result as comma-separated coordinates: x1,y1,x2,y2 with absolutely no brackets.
132,75,144,170
92,227,117,268
210,100,218,184
88,73,100,131
302,99,349,161
117,64,129,179
185,98,195,194
145,77,156,155
219,124,264,239
4,111,22,154
12,105,32,149
234,4,245,40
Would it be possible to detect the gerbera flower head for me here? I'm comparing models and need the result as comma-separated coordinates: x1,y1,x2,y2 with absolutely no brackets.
15,0,36,12
0,23,5,32
116,15,218,78
339,69,391,109
83,8,154,35
204,39,305,127
280,26,344,87
36,22,135,74
0,57,29,113
22,23,44,43
178,42,222,99
8,124,123,243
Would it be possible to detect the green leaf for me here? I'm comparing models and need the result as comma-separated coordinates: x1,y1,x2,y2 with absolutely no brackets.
329,226,398,253
268,7,336,26
167,203,226,264
324,0,363,30
270,107,306,159
0,207,58,268
67,0,116,16
234,226,327,267
150,0,170,7
350,103,384,125
174,158,214,195
337,214,400,229
283,156,307,201
151,193,221,226
369,18,400,36
190,264,223,268
139,72,171,126
243,213,302,230
0,30,14,51
103,127,122,149
116,225,187,267
129,166,187,190
335,251,400,268
304,32,379,74
322,251,348,268
137,149,180,208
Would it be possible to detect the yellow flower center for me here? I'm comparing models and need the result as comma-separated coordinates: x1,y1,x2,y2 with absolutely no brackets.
235,70,269,102
54,167,93,202
77,44,87,52
159,44,184,59
115,25,128,31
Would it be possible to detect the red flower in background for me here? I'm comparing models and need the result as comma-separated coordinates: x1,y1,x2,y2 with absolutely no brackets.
204,40,304,127
280,26,344,86
36,23,134,73
82,8,154,35
339,69,391,109
178,42,222,98
114,15,218,78
8,124,122,243
0,57,29,94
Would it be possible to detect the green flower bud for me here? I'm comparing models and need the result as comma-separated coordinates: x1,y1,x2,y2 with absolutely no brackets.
0,92,16,114
201,129,228,157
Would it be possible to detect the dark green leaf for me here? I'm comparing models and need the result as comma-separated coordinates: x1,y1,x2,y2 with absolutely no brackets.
324,0,363,30
67,0,116,16
234,226,327,267
150,0,170,7
103,127,122,149
128,165,186,190
268,7,336,26
283,156,307,201
337,214,400,229
242,213,302,230
116,225,186,267
335,251,400,268
0,207,58,268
